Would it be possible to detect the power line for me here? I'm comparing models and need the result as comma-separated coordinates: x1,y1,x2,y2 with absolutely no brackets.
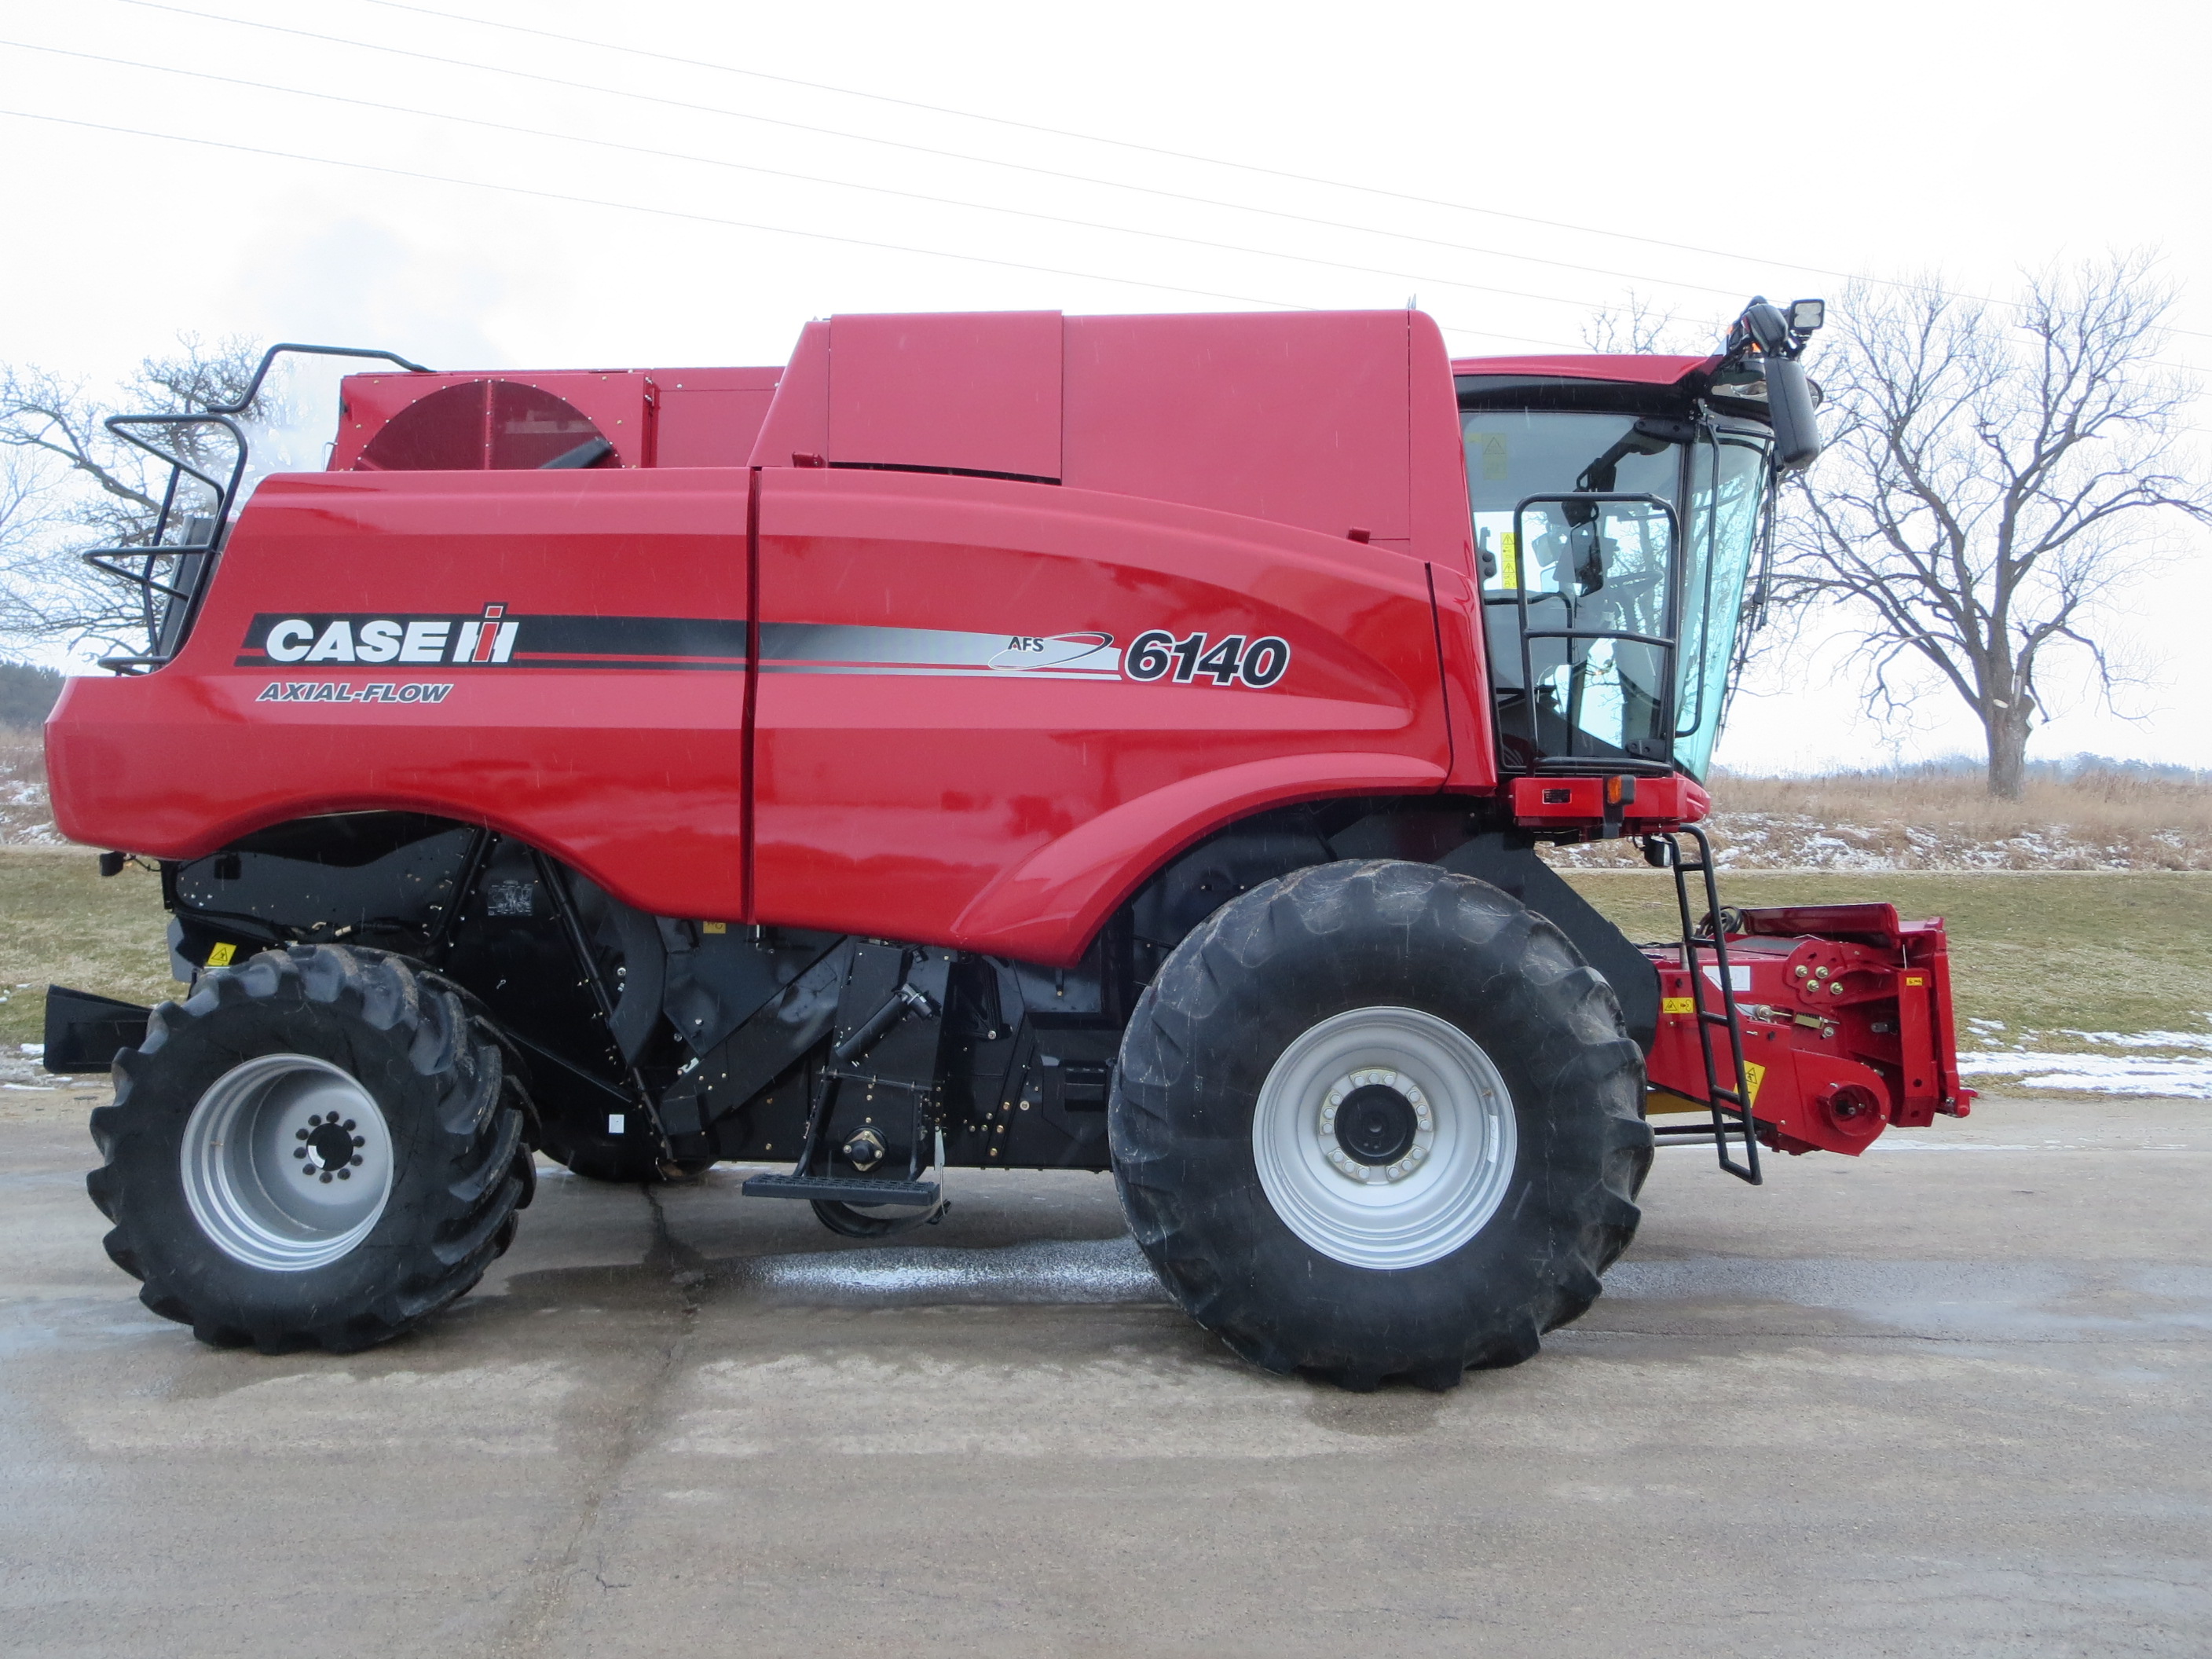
0,107,1584,354
72,5,2212,383
104,0,1786,315
357,0,2212,350
27,11,2203,389
342,1,1920,292
0,38,1647,324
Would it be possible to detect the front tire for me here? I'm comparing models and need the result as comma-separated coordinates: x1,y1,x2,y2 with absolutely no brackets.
1110,860,1651,1390
87,946,533,1353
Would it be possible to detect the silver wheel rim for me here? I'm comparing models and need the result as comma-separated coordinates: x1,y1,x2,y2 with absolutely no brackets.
178,1054,395,1272
1251,1005,1518,1270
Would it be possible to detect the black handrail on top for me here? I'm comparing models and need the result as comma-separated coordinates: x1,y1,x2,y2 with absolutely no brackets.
83,343,432,672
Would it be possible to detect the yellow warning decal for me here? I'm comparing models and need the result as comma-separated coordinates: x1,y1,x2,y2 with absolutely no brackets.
1903,976,1925,987
701,921,727,934
1498,531,1519,588
1662,996,1695,1016
205,942,236,968
1743,1060,1766,1105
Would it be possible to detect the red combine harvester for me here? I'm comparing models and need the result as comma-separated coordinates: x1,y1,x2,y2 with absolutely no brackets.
45,302,1968,1388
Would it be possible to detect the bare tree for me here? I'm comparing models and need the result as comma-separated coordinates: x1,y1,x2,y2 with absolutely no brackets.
0,445,62,650
0,336,279,655
1771,255,2209,798
1582,292,1718,357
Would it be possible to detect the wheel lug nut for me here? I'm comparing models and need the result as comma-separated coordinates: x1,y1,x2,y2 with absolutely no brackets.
295,1128,309,1141
350,1155,363,1166
337,1169,350,1180
352,1136,365,1148
293,1148,306,1159
319,1172,333,1183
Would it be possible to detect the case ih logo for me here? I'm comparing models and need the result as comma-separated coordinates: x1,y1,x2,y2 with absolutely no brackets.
243,606,517,667
236,610,751,672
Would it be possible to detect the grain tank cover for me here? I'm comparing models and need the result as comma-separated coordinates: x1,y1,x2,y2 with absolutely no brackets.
747,309,1464,554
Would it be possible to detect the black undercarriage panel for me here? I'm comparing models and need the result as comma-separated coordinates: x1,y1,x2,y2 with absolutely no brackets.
156,798,1657,1184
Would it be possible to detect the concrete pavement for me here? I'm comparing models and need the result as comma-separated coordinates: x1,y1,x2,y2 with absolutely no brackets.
2,1094,2206,1657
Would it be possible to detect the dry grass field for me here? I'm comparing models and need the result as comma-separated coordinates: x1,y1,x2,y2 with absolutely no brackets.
1562,866,2212,1044
1555,766,2212,870
0,851,173,1050
0,724,52,845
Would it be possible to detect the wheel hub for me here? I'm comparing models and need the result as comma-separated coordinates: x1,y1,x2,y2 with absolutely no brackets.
179,1053,394,1272
1252,1006,1518,1270
1319,1069,1432,1183
298,1115,367,1181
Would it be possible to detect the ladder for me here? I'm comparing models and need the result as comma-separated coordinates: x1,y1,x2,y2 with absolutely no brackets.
1645,826,1761,1184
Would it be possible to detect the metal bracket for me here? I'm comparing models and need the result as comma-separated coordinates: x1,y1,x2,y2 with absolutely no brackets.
530,848,670,1156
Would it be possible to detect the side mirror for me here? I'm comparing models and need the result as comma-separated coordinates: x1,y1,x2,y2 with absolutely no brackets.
1762,356,1822,470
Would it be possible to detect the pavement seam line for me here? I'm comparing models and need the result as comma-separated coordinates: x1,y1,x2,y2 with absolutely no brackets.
492,1181,708,1656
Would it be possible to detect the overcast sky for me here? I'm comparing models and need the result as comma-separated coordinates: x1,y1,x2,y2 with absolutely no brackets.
4,0,2207,771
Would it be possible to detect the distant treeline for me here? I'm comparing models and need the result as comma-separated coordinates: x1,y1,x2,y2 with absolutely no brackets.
1716,754,2211,787
0,663,62,726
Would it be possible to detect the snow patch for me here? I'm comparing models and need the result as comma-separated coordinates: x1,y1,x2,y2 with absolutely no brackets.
1957,1049,2212,1098
2055,1027,2212,1052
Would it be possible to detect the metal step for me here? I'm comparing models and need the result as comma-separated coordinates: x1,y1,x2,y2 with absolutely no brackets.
740,1173,941,1206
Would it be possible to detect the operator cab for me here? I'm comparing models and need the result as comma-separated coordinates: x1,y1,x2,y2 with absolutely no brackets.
1456,297,1823,782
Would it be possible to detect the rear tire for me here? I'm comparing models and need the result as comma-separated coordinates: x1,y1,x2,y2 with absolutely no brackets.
86,946,533,1353
1110,859,1651,1390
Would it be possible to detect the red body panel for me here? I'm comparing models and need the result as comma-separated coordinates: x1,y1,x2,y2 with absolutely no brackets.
831,312,1062,479
1062,312,1414,540
749,320,832,467
651,368,782,468
750,468,1452,960
48,470,753,920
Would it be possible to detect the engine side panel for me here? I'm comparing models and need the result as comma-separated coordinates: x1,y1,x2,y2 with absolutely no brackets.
46,468,754,921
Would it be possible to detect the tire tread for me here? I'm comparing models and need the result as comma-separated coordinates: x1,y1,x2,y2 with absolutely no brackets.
1111,859,1653,1390
85,944,530,1354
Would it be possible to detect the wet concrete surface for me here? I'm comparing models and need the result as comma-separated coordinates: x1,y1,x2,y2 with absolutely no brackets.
2,1096,2206,1657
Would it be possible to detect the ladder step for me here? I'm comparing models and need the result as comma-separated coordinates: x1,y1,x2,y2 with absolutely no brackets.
740,1173,940,1206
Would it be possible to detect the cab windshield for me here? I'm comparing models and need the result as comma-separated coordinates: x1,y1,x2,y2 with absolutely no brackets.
1462,408,1769,780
